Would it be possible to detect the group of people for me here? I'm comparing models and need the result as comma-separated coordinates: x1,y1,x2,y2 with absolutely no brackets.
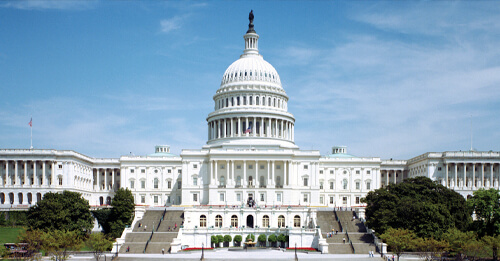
326,228,338,238
367,250,375,257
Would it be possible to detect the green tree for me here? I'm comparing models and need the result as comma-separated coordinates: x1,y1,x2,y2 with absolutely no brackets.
216,235,224,247
467,188,500,237
442,228,478,260
27,191,93,236
246,234,255,242
268,234,277,247
380,228,417,261
362,177,471,238
19,229,46,258
0,212,6,226
85,233,113,261
223,235,232,247
277,234,286,248
258,234,267,247
233,235,242,247
413,237,450,261
483,235,500,261
211,235,219,248
43,230,83,261
91,209,112,234
108,188,135,238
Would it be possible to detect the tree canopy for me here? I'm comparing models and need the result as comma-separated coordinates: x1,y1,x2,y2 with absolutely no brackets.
362,176,471,238
467,188,500,237
27,191,93,236
380,228,417,261
92,188,135,238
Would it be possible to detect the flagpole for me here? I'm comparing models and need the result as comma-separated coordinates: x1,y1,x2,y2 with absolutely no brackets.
30,116,33,149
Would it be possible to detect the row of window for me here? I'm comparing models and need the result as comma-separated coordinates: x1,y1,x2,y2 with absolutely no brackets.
319,196,361,205
319,180,371,190
215,94,286,111
199,214,300,228
319,169,371,175
129,179,181,190
130,169,181,174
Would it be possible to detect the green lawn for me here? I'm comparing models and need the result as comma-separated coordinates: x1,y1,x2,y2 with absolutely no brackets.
0,227,26,245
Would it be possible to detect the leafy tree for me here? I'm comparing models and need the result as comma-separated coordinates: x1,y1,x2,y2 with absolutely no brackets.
85,233,113,261
216,235,224,247
91,209,112,234
483,235,500,261
211,235,219,248
258,234,267,247
277,234,286,248
19,229,46,258
223,235,232,247
43,230,83,261
233,235,242,246
467,188,500,237
362,177,471,238
268,234,277,247
0,212,6,226
442,228,478,260
246,234,255,242
27,191,93,236
380,228,417,261
413,237,450,261
91,189,135,238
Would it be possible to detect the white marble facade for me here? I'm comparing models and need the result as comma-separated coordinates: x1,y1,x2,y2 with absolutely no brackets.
1,20,500,212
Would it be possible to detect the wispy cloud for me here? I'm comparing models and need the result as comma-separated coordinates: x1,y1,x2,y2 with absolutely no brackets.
160,16,185,33
1,0,97,10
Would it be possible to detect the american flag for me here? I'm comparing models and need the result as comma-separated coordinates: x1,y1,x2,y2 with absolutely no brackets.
28,117,32,127
244,125,252,134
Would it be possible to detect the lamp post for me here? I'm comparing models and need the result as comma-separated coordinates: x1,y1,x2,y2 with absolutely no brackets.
201,242,204,261
295,243,298,261
115,241,118,257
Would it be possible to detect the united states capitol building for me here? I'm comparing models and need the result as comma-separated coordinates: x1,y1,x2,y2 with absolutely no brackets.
1,13,500,251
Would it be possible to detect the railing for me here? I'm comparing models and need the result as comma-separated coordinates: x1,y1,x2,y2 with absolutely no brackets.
235,185,242,188
247,185,255,188
345,230,354,253
275,185,283,188
156,208,167,232
218,185,226,188
143,229,155,253
259,185,267,188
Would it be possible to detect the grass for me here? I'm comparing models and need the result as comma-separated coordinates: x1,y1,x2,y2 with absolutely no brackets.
0,227,26,245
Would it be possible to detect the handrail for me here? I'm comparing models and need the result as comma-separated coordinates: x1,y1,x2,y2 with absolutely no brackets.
156,208,167,232
349,240,355,253
143,229,155,253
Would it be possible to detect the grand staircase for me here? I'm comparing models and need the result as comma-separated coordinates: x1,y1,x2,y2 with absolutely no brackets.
119,209,184,254
317,209,377,254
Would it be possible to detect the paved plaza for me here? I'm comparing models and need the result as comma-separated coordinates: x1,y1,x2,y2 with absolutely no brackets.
67,249,424,261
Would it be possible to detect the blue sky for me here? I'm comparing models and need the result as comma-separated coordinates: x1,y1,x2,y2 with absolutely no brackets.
1,1,500,160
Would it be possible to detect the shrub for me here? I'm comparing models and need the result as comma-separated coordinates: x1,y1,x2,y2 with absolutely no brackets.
211,235,218,247
223,235,232,247
278,233,286,247
246,234,255,242
234,235,242,246
258,234,267,247
268,234,277,247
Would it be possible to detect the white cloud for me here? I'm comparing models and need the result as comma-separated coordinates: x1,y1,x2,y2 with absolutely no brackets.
1,0,96,10
160,16,184,33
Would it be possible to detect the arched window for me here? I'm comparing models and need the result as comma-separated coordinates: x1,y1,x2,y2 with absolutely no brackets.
215,215,223,228
249,96,253,105
154,178,159,189
278,215,285,228
256,96,260,105
343,179,348,190
200,215,207,228
268,97,271,106
263,215,270,228
231,215,238,227
294,215,301,228
236,176,241,186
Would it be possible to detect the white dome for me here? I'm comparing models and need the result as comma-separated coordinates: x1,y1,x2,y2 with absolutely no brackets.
220,55,281,87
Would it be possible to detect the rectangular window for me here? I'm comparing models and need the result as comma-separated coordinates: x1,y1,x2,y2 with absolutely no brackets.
248,165,253,169
330,170,334,174
220,193,225,202
168,169,172,173
221,165,225,169
320,197,324,204
237,165,241,169
304,165,308,170
277,193,282,202
330,182,334,190
154,196,158,204
260,193,265,201
168,181,171,189
319,170,323,174
356,182,360,190
141,195,145,204
260,165,264,169
177,181,182,189
193,164,198,169
141,169,145,174
320,182,323,189
355,197,360,204
438,167,442,171
303,194,308,203
276,165,281,169
237,193,241,202
178,170,182,174
356,170,360,174
330,196,334,204
141,180,145,189
367,182,371,190
130,181,135,189
367,170,371,174
193,194,198,202
130,169,134,173
58,165,62,169
342,197,347,205
303,178,308,186
193,177,198,186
